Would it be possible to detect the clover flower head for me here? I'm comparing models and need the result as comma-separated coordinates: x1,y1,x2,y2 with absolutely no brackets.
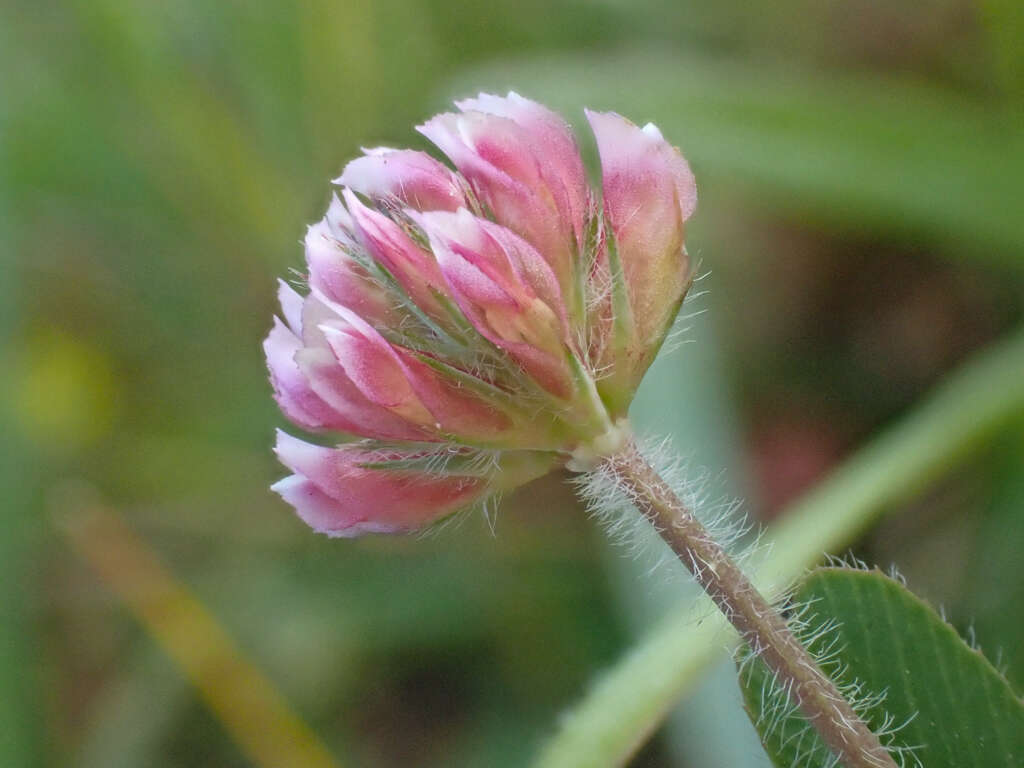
265,93,696,536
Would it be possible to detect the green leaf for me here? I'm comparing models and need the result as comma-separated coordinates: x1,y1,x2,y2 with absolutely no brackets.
740,568,1024,768
957,425,1024,692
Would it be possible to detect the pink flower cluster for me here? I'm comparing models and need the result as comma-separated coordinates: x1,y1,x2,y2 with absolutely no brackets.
266,93,696,535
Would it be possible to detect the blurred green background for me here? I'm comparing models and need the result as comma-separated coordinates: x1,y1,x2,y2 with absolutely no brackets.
2,0,1022,766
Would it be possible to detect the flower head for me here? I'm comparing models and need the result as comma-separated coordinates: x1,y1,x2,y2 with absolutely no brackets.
266,93,696,536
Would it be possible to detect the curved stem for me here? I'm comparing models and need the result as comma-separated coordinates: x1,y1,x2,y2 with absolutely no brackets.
602,441,898,768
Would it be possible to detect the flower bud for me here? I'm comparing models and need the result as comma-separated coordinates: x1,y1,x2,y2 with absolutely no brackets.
586,110,697,411
266,94,696,535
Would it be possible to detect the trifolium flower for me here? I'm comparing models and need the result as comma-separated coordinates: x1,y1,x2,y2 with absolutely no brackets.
265,93,696,536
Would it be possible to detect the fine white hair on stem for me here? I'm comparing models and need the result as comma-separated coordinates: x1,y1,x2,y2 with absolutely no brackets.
581,435,915,767
573,435,765,580
736,588,924,768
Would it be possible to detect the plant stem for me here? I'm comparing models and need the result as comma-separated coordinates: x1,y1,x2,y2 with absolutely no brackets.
602,440,898,768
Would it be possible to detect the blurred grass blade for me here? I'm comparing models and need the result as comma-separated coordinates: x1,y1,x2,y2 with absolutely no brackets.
0,28,42,761
0,340,42,768
740,568,1024,768
958,427,1024,690
533,328,1024,768
68,0,304,262
449,49,1024,267
77,646,188,768
981,0,1024,104
57,502,343,768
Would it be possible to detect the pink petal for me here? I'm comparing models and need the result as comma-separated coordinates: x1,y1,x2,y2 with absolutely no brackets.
273,433,489,534
417,111,580,301
277,280,304,335
392,350,513,440
337,148,466,212
324,192,355,239
341,189,450,320
455,92,588,241
586,112,695,224
413,207,517,311
482,220,568,330
264,317,356,432
297,291,339,350
304,218,396,325
267,307,429,440
415,209,567,328
321,306,512,440
586,110,695,362
295,345,430,441
415,209,574,398
271,475,406,537
320,319,431,420
422,112,540,189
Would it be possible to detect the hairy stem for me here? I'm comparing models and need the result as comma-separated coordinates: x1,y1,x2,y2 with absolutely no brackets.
601,440,897,768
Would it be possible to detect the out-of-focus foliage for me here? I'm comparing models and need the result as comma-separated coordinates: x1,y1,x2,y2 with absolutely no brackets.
956,428,1024,692
2,0,1022,766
